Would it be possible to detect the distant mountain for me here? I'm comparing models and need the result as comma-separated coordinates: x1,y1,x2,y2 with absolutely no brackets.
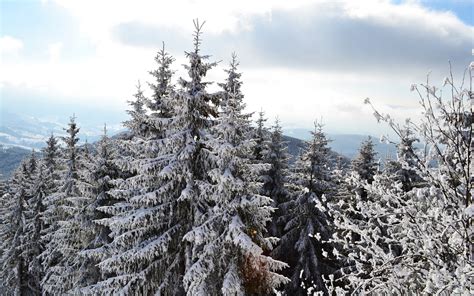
0,113,396,179
329,134,396,159
0,112,125,178
283,134,351,168
284,128,397,159
0,112,125,149
0,145,31,179
0,112,66,149
1,112,395,158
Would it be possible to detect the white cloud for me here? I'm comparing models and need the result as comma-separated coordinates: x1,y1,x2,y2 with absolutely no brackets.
2,0,472,135
51,0,319,39
0,36,23,55
48,42,63,61
62,0,470,78
51,0,472,40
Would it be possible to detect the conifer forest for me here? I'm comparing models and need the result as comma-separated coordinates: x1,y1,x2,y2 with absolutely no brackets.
0,17,473,296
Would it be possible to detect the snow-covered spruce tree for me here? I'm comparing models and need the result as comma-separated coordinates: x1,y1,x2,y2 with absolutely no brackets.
0,178,6,247
23,162,53,295
43,134,62,182
86,42,181,294
72,126,119,291
161,20,225,294
115,81,152,186
325,66,473,294
0,175,7,289
0,176,6,198
332,154,349,192
253,110,269,162
147,41,175,120
118,43,174,165
383,123,423,192
124,81,150,139
0,175,7,218
351,137,378,185
183,54,289,295
274,122,337,295
0,162,32,295
39,134,63,281
27,151,38,180
263,118,291,239
81,139,94,165
42,116,90,294
345,137,379,209
1,152,42,295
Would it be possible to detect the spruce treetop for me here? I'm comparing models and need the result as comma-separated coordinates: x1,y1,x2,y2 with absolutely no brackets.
351,136,378,184
148,42,175,115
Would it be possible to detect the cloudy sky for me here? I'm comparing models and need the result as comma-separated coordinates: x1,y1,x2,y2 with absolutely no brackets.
1,0,472,135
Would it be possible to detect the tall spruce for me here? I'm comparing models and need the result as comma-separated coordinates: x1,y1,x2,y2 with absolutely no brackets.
351,137,378,184
148,42,175,118
263,118,291,239
75,126,119,291
43,135,61,181
0,163,31,295
275,122,337,295
88,40,181,294
124,82,149,139
253,110,268,161
164,19,221,294
0,176,6,198
1,152,41,295
183,54,288,295
24,163,51,295
42,116,89,294
39,135,63,285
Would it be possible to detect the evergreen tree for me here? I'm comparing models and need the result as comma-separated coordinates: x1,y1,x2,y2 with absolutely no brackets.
88,38,182,295
0,152,41,295
351,137,378,185
27,151,38,180
75,126,119,291
124,82,149,139
148,42,175,118
24,164,50,295
39,135,62,274
331,138,380,286
42,116,89,294
27,134,62,296
263,118,291,239
116,81,151,206
82,139,94,165
43,135,61,180
183,54,288,295
384,124,422,192
275,122,336,295
0,177,6,199
163,19,221,294
253,110,268,161
0,163,31,295
0,176,6,294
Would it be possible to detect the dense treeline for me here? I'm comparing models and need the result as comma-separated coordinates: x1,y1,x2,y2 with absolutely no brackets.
0,21,472,295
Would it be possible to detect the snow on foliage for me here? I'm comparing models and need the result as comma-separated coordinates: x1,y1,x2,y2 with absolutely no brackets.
185,53,289,295
324,64,474,295
273,122,339,295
